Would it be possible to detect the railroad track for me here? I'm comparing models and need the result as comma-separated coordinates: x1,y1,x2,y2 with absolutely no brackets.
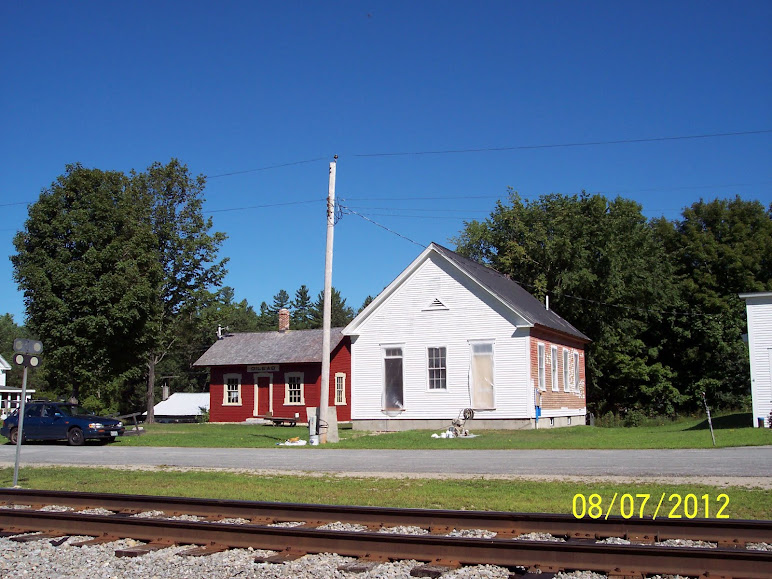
1,489,770,578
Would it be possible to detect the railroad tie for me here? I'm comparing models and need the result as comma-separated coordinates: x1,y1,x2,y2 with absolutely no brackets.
10,532,66,543
70,534,120,547
337,559,382,573
115,541,175,558
254,548,305,563
409,560,461,578
177,542,230,557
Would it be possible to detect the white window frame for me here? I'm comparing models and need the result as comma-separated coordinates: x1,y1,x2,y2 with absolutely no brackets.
223,373,242,406
469,340,495,410
550,345,559,392
427,346,447,391
563,349,570,392
284,372,305,406
573,352,580,392
537,343,546,391
382,344,405,411
334,372,346,405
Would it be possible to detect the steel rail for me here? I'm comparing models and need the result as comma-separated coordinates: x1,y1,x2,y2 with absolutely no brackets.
1,488,770,546
0,509,770,577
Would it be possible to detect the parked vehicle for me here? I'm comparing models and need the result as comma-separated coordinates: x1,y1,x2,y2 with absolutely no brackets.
0,401,124,446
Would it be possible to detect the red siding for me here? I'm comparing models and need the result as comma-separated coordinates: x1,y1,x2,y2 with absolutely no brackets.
208,337,352,422
529,327,586,412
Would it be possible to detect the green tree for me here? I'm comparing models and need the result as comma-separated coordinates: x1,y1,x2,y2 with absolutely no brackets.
291,285,314,329
358,296,374,314
256,301,273,331
155,287,261,395
454,190,680,416
11,165,159,408
133,159,228,422
654,197,772,410
310,287,355,328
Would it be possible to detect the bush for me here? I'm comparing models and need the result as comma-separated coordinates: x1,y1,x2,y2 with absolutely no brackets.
197,406,210,423
623,409,646,428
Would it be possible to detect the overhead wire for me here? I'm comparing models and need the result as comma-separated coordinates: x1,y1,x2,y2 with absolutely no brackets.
205,157,329,179
338,200,723,319
351,129,772,158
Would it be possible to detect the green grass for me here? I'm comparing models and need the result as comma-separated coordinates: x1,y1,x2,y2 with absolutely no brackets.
3,466,770,519
109,412,772,449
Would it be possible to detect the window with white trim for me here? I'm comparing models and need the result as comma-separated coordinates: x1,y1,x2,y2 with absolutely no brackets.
470,341,495,410
383,346,404,410
427,347,447,390
537,343,546,391
285,372,305,405
550,345,558,392
335,372,346,405
563,349,570,392
223,373,242,406
573,352,580,392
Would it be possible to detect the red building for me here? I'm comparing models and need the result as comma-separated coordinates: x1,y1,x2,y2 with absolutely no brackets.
194,310,351,423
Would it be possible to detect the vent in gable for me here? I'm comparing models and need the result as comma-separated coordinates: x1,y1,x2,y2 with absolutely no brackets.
424,297,448,311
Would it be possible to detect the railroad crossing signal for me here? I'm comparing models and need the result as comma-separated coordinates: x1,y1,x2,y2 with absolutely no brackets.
12,338,43,368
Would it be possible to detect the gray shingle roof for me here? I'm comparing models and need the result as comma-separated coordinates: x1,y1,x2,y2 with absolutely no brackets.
432,243,590,341
193,328,346,367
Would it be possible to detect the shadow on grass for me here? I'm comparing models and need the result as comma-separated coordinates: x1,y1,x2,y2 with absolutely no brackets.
249,433,294,442
685,412,752,430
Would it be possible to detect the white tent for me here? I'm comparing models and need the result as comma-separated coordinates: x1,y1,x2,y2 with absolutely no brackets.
146,393,210,423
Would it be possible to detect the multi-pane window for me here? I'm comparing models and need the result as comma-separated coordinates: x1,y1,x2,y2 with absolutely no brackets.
285,373,304,405
574,352,580,392
428,347,447,390
335,373,346,405
470,341,494,409
537,343,546,391
384,346,404,410
563,349,570,392
551,346,559,391
224,374,241,405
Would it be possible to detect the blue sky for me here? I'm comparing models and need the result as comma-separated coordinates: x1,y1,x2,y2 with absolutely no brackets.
1,1,770,326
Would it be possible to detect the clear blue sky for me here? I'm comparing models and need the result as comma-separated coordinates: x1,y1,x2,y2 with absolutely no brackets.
1,1,770,327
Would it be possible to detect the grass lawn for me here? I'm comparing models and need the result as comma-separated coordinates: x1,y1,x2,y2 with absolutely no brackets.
113,412,772,449
2,466,771,519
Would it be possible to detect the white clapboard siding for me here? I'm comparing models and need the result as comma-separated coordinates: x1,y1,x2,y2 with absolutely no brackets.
744,294,772,427
351,254,530,421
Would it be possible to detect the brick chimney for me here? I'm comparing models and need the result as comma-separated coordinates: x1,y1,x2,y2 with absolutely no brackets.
278,308,290,332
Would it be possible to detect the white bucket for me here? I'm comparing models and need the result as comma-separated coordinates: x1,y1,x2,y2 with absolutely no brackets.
309,435,319,446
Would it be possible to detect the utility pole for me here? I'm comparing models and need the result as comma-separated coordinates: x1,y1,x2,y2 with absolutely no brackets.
319,155,338,444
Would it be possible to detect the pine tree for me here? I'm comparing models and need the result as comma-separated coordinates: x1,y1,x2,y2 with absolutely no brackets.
291,285,313,329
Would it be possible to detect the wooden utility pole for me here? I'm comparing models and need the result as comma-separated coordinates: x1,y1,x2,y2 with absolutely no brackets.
319,155,338,443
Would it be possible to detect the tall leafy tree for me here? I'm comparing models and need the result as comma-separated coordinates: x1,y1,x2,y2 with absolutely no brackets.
654,197,772,409
11,164,159,407
133,159,227,422
454,190,679,416
157,287,261,395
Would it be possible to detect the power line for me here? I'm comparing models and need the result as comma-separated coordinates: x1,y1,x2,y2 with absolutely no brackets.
205,157,328,179
344,194,502,201
339,202,723,319
338,205,426,248
352,129,772,158
347,211,474,221
205,199,323,214
343,205,489,214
